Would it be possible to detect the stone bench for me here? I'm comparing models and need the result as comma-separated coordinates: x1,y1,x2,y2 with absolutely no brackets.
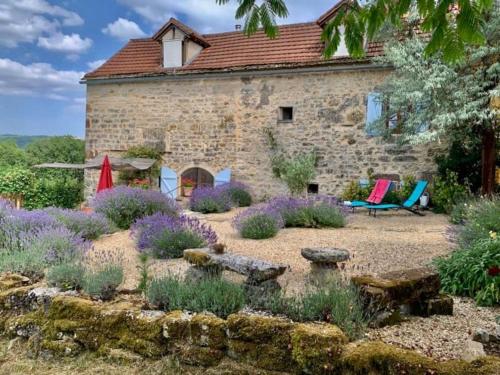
183,248,287,293
301,247,350,281
351,267,453,327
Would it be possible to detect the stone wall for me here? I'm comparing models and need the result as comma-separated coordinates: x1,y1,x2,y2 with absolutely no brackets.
85,67,439,199
1,276,499,374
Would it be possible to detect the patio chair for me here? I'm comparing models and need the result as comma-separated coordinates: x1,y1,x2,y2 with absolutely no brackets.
345,179,392,211
365,180,429,217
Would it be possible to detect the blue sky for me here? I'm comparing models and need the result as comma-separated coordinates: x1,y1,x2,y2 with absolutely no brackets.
0,0,335,137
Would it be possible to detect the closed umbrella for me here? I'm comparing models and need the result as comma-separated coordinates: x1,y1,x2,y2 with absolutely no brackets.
97,155,113,193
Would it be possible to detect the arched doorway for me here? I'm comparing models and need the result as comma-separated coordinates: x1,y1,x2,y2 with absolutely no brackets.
181,168,214,196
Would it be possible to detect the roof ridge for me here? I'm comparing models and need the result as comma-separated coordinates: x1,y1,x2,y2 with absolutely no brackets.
202,21,318,38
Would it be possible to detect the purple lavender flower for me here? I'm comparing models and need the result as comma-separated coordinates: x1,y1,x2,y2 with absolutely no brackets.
0,208,62,251
132,212,217,258
20,226,91,264
232,203,285,232
91,186,179,229
190,185,232,213
43,207,112,240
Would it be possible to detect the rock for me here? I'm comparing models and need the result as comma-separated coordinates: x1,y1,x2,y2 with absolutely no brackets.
290,323,347,373
28,287,62,311
0,273,31,291
410,294,454,317
461,340,486,362
184,248,287,284
369,310,402,328
352,267,440,309
301,248,350,264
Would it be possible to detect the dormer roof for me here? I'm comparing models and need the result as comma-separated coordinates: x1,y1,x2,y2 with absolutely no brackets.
316,0,350,27
152,17,210,47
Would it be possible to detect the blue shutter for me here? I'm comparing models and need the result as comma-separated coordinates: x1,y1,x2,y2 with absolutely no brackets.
215,168,231,187
366,92,383,136
160,167,178,199
416,103,429,133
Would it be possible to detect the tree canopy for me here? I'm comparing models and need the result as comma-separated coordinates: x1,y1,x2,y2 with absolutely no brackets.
218,0,497,62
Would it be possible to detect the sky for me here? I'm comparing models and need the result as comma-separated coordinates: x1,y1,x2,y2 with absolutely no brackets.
0,0,336,138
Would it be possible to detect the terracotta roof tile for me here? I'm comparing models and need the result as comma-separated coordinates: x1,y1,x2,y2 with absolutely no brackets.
84,21,384,80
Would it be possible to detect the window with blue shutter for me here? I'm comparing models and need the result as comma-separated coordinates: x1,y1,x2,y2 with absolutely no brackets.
365,92,383,136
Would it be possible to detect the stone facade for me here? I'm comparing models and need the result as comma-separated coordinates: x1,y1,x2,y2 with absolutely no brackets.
85,66,438,199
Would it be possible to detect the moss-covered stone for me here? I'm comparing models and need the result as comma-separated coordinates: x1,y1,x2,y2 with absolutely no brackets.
40,338,82,357
190,314,227,349
175,344,225,367
352,268,440,309
290,323,348,373
0,284,39,312
162,310,191,341
184,249,213,267
227,313,293,344
227,339,294,372
411,294,454,317
0,273,31,291
336,341,500,375
5,311,43,338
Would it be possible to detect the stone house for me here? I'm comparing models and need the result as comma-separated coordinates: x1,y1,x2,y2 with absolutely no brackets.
82,1,437,199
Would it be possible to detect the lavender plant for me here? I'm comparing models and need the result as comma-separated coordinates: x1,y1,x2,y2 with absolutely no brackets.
82,249,124,301
189,185,232,214
44,207,112,240
0,208,61,251
132,213,217,259
233,195,347,238
92,186,179,229
220,181,253,207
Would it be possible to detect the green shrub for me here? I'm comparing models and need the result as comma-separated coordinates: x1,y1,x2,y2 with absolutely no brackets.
83,264,124,301
147,275,245,318
435,239,499,306
309,205,346,228
458,197,500,246
341,180,372,201
430,172,469,214
0,246,47,281
47,262,85,290
151,230,206,259
227,187,252,207
282,205,346,228
24,177,83,209
239,213,280,239
251,277,368,340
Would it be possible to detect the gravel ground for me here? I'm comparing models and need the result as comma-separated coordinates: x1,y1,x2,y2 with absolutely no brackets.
92,208,499,360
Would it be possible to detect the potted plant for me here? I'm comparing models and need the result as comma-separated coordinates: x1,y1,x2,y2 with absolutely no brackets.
182,177,195,197
130,178,151,190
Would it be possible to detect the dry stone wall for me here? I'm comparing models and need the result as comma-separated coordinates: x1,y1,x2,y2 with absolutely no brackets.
85,68,439,198
0,276,499,374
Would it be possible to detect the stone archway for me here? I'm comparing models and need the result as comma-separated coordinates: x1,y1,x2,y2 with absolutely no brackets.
181,167,214,192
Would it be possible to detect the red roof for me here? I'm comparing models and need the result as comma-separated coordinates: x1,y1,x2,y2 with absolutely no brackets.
84,8,384,80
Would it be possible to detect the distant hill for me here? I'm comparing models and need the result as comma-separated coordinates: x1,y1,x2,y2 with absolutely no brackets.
0,134,50,148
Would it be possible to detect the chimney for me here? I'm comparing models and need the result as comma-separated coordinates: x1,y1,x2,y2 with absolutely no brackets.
235,24,242,31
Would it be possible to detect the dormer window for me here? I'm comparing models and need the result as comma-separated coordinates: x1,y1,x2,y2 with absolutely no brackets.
333,26,349,57
153,18,210,69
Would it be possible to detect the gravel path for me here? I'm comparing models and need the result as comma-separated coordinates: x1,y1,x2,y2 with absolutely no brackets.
92,208,499,360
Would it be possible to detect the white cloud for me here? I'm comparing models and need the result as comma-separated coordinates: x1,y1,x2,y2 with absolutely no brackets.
87,59,107,70
38,32,92,53
117,0,336,33
102,18,147,41
0,0,87,53
0,58,84,99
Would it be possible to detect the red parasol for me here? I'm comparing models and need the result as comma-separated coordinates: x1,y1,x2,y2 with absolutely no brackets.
96,155,113,193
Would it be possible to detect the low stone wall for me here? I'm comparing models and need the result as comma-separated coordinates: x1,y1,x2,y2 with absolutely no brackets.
0,276,499,374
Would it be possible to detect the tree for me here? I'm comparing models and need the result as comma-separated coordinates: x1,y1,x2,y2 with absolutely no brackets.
369,11,498,194
218,0,496,62
0,141,27,167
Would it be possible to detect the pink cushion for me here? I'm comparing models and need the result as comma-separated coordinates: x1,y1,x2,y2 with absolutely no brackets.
366,179,391,204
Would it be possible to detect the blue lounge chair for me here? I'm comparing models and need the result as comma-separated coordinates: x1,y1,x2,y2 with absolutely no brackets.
365,180,429,217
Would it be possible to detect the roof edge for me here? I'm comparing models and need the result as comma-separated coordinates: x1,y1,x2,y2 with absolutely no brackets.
317,0,349,27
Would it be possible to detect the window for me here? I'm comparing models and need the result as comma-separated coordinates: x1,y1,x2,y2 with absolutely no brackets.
365,92,428,136
307,183,319,195
278,107,294,122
